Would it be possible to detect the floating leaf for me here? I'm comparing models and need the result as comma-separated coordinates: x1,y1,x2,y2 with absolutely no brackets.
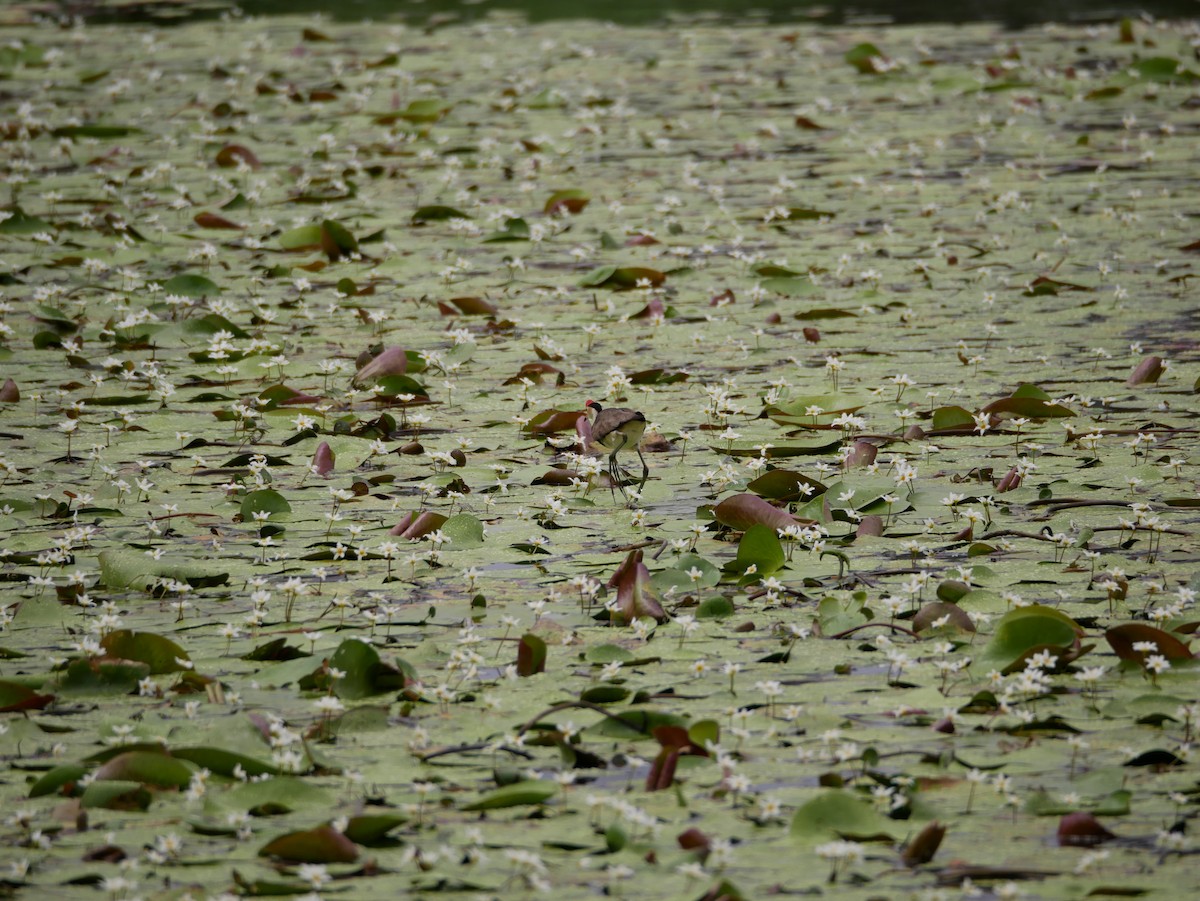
316,638,411,700
80,780,151,811
241,488,291,522
0,679,54,712
208,777,333,815
29,763,87,798
930,405,975,431
844,42,888,75
391,98,452,123
1131,57,1200,83
93,750,194,789
982,385,1074,418
278,220,358,261
578,265,666,290
790,789,899,843
461,780,558,811
98,550,228,592
696,596,735,619
60,657,149,695
747,469,826,502
342,813,408,846
440,513,485,548
161,273,220,297
482,216,530,242
0,207,50,234
172,747,279,779
760,276,820,297
100,629,190,674
411,205,471,224
978,606,1085,672
1023,276,1093,296
730,523,785,577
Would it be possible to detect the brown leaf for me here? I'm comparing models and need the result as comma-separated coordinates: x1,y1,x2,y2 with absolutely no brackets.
531,468,584,486
83,844,127,863
855,515,884,538
446,295,498,316
389,511,448,540
352,346,407,387
912,602,975,633
504,362,565,386
1056,812,1115,847
713,493,803,533
844,439,877,469
214,143,260,169
523,408,581,436
710,289,735,306
794,115,828,130
193,211,244,230
630,296,666,319
545,195,589,215
646,747,679,791
996,466,1021,493
1127,355,1164,386
901,821,946,865
677,827,712,858
608,549,667,625
259,824,358,863
311,441,334,477
1105,623,1193,662
0,681,55,713
0,377,18,402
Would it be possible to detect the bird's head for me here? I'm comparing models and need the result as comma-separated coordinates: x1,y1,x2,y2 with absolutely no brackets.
585,399,602,415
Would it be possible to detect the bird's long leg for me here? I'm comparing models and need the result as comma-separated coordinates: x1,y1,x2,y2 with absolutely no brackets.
634,445,649,492
607,433,629,500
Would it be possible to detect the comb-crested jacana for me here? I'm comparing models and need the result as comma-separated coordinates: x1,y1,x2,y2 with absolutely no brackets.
585,400,648,498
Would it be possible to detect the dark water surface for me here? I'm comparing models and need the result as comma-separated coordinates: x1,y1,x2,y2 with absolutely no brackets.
61,0,1200,29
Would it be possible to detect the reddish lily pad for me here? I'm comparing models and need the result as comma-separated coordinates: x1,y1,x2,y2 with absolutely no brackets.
714,493,804,533
1105,623,1192,662
259,825,359,863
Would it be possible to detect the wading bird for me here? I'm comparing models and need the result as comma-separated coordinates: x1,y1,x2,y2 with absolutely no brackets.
585,400,649,499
